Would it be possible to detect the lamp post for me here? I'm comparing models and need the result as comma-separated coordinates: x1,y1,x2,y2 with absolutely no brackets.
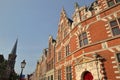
20,60,26,80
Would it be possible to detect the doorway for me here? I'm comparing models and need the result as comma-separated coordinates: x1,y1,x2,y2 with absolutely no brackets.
83,71,93,80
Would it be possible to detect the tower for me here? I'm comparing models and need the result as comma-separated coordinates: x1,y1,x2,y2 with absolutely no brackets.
8,39,18,71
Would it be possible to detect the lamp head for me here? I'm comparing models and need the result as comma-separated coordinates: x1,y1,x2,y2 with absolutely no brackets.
21,60,26,68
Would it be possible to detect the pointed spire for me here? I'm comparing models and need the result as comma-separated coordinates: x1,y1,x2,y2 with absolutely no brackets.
74,2,79,9
74,2,79,11
61,7,67,17
10,39,18,55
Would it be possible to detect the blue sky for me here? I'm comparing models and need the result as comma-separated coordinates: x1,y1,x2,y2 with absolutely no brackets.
0,0,94,76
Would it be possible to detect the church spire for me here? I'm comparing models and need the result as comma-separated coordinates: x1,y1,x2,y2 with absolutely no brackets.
10,39,18,55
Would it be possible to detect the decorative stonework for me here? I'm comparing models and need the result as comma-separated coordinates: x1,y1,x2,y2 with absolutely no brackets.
101,42,108,49
75,56,105,80
46,69,54,80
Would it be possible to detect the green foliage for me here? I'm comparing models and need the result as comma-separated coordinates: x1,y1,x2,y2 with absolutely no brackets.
0,60,7,78
9,73,19,80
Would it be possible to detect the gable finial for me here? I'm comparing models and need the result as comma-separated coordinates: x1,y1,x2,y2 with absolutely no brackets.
74,2,79,9
61,7,67,17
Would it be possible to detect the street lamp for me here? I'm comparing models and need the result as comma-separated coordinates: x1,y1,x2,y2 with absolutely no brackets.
20,60,26,80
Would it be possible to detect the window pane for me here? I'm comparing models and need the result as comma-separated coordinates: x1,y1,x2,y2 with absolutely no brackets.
117,53,120,62
116,0,120,3
58,52,61,60
108,0,115,7
66,66,72,80
67,74,69,80
80,40,83,47
66,45,69,56
110,20,118,27
118,18,120,24
69,66,71,71
112,27,120,35
58,69,61,80
83,39,88,45
79,34,82,40
82,32,87,38
51,75,53,80
79,32,88,47
70,73,72,80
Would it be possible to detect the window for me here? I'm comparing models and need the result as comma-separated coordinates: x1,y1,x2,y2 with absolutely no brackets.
107,0,120,7
58,51,61,61
64,29,68,38
117,53,120,63
66,66,72,80
116,0,120,3
116,53,120,72
66,45,70,56
107,0,115,7
48,76,50,80
51,75,53,80
51,59,53,69
79,32,88,47
110,18,120,36
49,42,51,57
58,69,61,80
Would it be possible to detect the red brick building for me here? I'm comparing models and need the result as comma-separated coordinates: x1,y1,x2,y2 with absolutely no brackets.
46,36,56,80
33,0,120,80
55,0,120,80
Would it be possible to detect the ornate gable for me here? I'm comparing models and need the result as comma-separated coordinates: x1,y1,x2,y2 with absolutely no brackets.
57,8,73,44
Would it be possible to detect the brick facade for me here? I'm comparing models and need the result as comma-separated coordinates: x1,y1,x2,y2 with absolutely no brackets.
34,0,120,80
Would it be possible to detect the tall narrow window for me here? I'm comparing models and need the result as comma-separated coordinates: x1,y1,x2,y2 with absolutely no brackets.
64,29,68,38
48,76,50,80
58,51,61,61
58,69,61,80
51,75,53,80
66,66,72,80
66,45,70,56
51,59,53,69
116,53,120,63
79,32,88,47
110,18,120,36
116,53,120,72
49,42,51,57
